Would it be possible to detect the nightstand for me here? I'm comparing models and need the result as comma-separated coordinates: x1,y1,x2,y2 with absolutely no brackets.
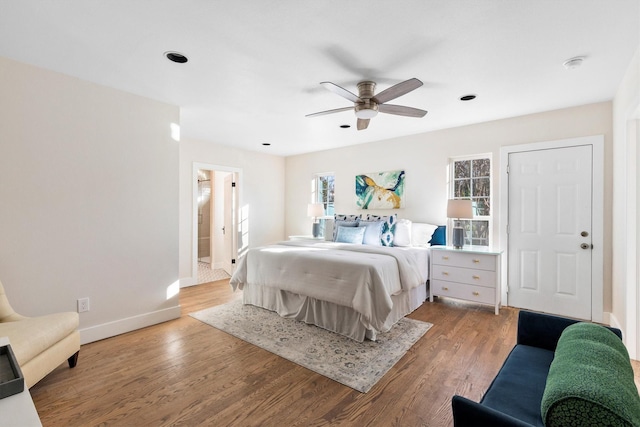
429,246,503,314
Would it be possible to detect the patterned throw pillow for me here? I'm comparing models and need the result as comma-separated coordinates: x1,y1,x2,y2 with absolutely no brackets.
364,214,397,246
334,213,362,221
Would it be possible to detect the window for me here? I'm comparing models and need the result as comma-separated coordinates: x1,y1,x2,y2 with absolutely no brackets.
315,173,335,216
450,156,491,246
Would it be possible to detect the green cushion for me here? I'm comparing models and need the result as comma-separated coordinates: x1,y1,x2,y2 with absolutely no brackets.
541,322,640,427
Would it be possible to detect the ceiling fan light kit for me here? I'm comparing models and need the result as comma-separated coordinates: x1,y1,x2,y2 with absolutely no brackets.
307,78,427,130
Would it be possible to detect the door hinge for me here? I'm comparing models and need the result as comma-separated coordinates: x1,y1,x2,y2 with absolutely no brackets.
506,224,510,234
231,182,236,187
506,164,510,174
231,259,236,264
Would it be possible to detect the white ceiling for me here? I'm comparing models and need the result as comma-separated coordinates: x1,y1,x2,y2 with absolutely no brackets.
0,1,638,156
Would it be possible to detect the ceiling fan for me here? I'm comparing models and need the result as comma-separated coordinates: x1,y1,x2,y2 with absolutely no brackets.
306,78,427,130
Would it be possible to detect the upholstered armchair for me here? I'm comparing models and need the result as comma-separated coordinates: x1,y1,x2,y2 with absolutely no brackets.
0,279,80,388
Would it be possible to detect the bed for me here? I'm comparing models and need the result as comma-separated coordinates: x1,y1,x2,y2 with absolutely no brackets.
229,219,440,342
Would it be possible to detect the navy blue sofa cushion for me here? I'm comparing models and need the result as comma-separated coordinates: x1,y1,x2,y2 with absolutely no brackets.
481,345,554,426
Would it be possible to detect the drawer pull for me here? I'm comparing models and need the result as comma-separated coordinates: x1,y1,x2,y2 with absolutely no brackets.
472,291,480,296
442,256,449,260
442,287,449,291
473,259,480,264
472,275,480,280
442,271,449,276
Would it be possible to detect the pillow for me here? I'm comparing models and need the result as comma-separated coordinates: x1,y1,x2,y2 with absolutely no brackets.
358,220,384,246
335,226,365,244
428,225,446,246
541,322,640,427
334,213,361,221
393,219,412,247
323,219,334,241
332,219,358,241
364,213,397,246
411,223,439,246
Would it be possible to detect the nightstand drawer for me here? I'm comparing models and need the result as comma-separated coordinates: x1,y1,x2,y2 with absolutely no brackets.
431,280,495,305
431,251,496,271
432,265,496,288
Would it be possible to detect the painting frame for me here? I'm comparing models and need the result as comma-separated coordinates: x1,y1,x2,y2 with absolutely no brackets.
355,170,405,210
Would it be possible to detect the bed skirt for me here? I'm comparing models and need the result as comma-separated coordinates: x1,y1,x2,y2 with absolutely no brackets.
241,282,428,342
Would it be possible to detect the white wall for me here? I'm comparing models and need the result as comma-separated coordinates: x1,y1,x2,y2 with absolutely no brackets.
179,138,285,286
286,102,613,311
612,46,640,357
0,56,180,344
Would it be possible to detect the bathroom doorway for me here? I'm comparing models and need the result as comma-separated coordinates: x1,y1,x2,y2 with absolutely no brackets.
194,166,239,285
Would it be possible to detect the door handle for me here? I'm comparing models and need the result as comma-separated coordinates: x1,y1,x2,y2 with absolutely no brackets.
580,243,590,250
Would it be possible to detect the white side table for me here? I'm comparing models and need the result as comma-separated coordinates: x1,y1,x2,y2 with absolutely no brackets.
0,337,42,426
430,246,503,315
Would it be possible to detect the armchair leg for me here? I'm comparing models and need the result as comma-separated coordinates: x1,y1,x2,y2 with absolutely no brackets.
68,351,79,368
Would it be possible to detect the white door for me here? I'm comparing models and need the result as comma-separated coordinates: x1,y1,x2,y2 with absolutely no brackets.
507,145,593,319
222,173,237,275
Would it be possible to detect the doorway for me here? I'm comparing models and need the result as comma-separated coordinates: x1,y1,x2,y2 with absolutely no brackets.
192,163,241,286
499,135,604,322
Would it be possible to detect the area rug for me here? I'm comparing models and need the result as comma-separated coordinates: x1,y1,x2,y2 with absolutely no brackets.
190,300,433,393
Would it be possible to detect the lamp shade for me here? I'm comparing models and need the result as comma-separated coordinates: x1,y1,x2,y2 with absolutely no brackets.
447,199,473,219
307,203,324,218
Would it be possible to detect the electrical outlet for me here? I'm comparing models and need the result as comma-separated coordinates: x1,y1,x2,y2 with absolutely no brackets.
77,298,90,313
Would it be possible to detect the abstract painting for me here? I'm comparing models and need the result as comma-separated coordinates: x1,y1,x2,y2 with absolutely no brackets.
355,170,405,209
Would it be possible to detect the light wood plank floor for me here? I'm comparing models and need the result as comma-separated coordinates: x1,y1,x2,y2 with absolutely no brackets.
30,280,640,426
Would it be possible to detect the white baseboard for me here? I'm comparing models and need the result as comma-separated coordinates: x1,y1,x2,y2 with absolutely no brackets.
180,276,197,288
79,305,181,345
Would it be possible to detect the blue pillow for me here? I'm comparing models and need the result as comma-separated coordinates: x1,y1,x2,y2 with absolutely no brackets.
332,219,359,241
364,213,397,246
358,220,384,246
335,226,366,244
428,225,446,246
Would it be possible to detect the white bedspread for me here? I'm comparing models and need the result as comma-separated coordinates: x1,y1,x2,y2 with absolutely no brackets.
230,241,429,331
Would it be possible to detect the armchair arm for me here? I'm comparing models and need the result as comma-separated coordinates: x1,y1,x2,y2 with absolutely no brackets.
516,311,622,351
452,396,533,427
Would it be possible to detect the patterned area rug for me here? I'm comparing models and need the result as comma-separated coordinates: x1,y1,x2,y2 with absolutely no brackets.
190,300,433,392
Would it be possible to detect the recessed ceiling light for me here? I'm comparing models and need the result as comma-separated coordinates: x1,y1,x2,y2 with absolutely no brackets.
262,143,271,146
340,124,351,129
563,56,585,70
165,51,188,63
460,94,476,101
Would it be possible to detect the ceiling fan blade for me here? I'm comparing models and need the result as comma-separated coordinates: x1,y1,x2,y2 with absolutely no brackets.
320,82,362,103
378,104,427,118
306,106,354,118
357,118,370,130
373,78,423,104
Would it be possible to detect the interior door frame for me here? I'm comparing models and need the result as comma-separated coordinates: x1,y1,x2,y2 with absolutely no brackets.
191,162,242,286
499,135,604,322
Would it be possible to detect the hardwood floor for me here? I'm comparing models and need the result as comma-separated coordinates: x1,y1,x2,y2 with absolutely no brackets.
30,281,640,426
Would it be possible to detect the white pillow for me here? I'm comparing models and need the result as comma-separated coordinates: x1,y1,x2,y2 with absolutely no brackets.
324,219,334,241
393,219,412,247
411,223,439,246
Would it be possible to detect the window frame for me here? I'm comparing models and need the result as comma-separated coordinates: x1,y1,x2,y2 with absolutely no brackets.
448,154,492,247
311,172,336,217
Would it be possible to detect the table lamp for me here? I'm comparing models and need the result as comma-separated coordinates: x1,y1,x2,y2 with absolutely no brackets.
447,199,473,249
307,203,324,238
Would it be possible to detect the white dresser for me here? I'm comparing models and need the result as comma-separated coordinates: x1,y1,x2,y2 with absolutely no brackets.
429,246,503,314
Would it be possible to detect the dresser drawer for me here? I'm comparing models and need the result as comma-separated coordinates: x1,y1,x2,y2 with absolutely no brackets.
431,280,495,305
432,264,496,288
431,251,497,271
